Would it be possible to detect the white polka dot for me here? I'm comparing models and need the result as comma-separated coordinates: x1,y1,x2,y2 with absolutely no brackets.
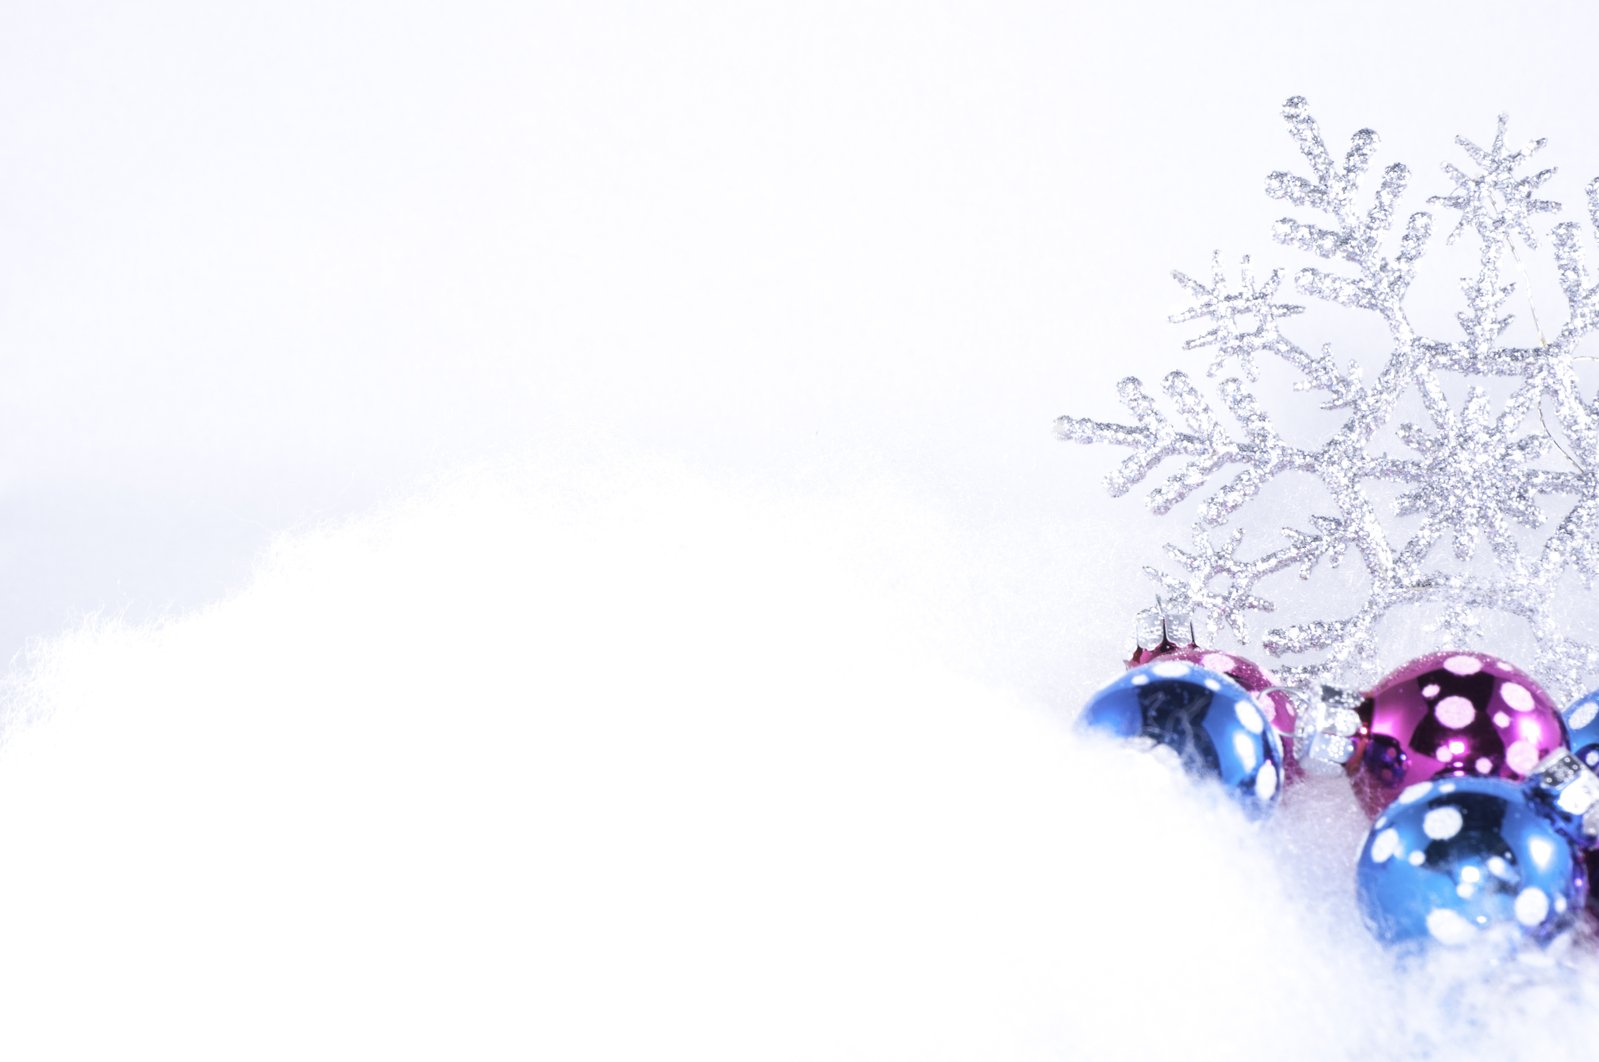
1398,783,1432,805
1232,731,1258,770
1151,661,1191,678
1502,683,1534,711
1557,895,1569,913
1436,696,1476,728
1587,751,1599,767
1369,827,1401,863
1488,857,1509,878
1422,683,1441,698
1204,678,1221,691
1427,908,1477,945
1570,701,1599,731
1234,700,1265,734
1445,655,1483,675
1476,757,1493,773
1131,673,1149,686
1459,866,1480,883
1507,740,1541,775
1515,887,1551,927
1202,653,1236,673
1528,836,1555,869
1423,806,1464,840
1408,850,1426,866
1438,781,1457,794
1493,712,1510,728
1255,767,1279,801
1456,882,1476,899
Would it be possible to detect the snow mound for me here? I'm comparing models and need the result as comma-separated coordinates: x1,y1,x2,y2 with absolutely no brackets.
1,457,1596,1058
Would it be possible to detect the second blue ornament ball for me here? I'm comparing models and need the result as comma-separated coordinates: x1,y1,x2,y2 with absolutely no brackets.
1355,776,1586,949
1079,660,1283,817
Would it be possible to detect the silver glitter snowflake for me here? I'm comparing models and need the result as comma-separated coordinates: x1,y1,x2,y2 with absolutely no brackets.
1057,96,1599,700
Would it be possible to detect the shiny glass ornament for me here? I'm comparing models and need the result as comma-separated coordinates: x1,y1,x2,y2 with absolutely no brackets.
1561,691,1599,911
1149,647,1299,777
1564,690,1599,771
1356,752,1599,949
1124,602,1299,775
1080,660,1283,817
1344,652,1566,816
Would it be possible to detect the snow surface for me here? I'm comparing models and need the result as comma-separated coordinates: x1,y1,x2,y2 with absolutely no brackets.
3,456,1599,1058
5,1,1599,1057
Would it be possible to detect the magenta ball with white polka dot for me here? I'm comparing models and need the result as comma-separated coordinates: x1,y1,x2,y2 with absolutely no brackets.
1349,651,1566,817
1152,647,1300,777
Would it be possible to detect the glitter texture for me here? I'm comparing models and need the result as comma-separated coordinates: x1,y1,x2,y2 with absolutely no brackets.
1057,97,1599,700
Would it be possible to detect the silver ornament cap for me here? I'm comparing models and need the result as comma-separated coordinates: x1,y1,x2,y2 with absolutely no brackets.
1289,684,1364,774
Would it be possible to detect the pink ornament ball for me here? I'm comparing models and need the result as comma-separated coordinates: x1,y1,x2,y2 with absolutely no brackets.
1349,651,1566,817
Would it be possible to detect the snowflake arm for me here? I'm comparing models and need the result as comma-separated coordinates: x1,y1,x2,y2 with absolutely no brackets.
1541,498,1599,589
1168,256,1365,407
1157,517,1352,645
1266,97,1434,310
1552,178,1599,338
1056,371,1317,523
1429,114,1560,250
1169,254,1304,381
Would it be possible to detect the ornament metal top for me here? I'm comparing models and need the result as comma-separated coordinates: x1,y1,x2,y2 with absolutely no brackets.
1058,96,1599,702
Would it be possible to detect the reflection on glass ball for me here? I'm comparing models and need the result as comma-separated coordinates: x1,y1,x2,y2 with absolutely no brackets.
1356,776,1585,949
1351,652,1564,816
1081,660,1283,818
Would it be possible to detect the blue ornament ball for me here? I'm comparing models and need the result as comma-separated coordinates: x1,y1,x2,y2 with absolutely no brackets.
1079,660,1284,817
1560,691,1599,912
1355,776,1586,949
1564,692,1599,771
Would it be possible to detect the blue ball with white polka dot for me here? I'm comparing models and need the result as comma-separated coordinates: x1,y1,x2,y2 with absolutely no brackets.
1079,659,1284,818
1560,690,1599,912
1564,692,1599,772
1356,776,1586,949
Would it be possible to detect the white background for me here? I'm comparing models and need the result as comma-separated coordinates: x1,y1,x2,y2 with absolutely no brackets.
4,0,1596,671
